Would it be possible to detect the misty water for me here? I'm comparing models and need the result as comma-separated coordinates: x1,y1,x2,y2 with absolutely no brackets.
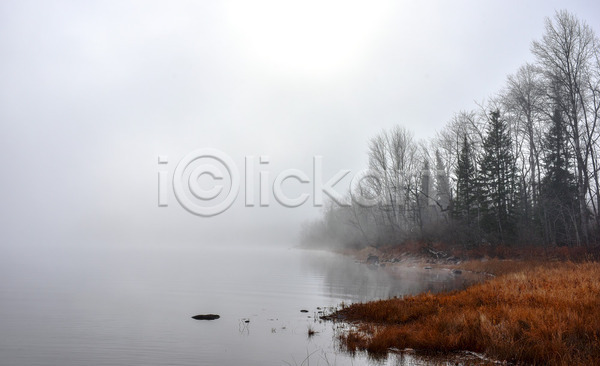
0,244,479,366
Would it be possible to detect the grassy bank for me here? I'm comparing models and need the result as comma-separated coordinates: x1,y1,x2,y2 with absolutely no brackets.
329,261,600,365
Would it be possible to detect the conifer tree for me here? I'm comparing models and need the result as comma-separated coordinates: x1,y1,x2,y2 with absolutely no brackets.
454,135,477,223
435,150,451,214
540,108,578,245
478,110,517,243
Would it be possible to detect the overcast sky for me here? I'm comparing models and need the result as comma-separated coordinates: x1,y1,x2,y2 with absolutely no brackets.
1,1,599,251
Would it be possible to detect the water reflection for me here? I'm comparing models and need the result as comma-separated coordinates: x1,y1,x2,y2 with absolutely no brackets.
294,249,488,365
239,318,251,335
300,249,482,302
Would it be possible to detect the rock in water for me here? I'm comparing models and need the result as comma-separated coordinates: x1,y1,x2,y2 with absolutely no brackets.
366,255,380,265
192,314,220,320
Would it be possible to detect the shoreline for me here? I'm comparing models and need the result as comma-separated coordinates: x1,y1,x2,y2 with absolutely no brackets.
323,242,600,277
316,245,600,365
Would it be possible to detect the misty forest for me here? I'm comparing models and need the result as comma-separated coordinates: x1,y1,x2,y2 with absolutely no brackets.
303,10,600,252
4,4,600,366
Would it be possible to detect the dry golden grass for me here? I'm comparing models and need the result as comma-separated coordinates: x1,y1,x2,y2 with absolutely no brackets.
454,258,551,276
333,262,600,365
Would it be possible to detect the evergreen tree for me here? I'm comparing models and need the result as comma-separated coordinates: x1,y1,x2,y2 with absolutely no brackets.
478,110,518,243
540,107,578,245
435,150,451,214
454,135,478,223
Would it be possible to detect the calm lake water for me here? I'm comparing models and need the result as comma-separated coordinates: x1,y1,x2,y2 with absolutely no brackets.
0,244,479,365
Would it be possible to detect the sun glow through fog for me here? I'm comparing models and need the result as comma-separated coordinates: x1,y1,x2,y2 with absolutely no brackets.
224,0,393,78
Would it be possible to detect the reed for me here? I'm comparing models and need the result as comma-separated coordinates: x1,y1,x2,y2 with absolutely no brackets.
334,261,600,365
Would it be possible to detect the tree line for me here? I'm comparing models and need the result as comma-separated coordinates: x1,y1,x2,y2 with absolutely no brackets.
301,10,600,249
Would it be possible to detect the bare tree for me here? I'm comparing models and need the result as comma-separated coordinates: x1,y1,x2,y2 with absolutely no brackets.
500,63,546,233
532,10,600,244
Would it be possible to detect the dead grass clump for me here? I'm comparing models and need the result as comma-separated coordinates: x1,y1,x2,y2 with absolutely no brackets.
332,262,600,365
456,258,550,276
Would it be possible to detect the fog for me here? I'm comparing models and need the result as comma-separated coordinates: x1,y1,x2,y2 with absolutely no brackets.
1,0,599,257
3,2,600,365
